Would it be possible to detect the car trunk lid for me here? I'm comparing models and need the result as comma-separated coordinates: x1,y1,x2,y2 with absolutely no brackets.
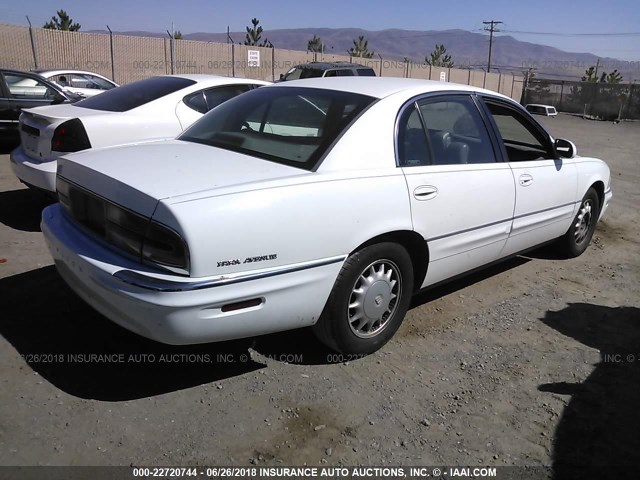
56,140,309,217
19,104,107,162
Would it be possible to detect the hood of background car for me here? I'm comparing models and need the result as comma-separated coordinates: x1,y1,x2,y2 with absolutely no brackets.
56,140,309,215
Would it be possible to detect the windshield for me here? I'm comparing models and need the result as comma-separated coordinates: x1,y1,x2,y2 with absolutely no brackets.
75,76,195,112
180,86,375,170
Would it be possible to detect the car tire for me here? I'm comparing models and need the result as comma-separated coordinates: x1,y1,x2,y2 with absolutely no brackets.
313,242,414,355
559,187,600,258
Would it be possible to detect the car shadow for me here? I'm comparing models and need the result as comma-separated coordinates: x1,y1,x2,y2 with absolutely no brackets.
0,188,55,232
410,256,530,309
0,139,20,154
0,266,266,401
539,303,640,479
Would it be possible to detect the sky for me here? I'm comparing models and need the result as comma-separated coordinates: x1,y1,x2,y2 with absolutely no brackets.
3,0,640,61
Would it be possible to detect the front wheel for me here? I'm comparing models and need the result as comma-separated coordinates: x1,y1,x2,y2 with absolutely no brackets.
558,187,600,258
313,243,414,354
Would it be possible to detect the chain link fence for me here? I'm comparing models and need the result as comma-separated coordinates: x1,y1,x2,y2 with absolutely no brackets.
523,78,640,120
0,23,523,101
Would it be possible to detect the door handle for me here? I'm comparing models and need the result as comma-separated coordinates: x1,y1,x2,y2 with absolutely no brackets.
413,185,438,201
519,174,533,186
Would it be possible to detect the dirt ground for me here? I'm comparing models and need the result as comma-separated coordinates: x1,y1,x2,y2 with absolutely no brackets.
0,114,638,478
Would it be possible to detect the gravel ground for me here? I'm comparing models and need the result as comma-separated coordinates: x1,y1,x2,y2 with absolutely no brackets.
0,114,638,478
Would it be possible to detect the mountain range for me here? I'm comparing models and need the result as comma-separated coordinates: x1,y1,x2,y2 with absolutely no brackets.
88,28,640,81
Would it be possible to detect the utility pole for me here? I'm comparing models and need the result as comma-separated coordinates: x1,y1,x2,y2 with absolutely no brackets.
483,20,502,72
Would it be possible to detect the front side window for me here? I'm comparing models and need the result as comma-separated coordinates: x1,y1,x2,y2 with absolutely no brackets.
4,73,59,100
76,76,195,112
83,74,116,90
417,96,496,165
180,86,375,170
484,99,554,162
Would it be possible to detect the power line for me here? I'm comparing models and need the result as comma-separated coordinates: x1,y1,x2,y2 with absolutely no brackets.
483,20,502,72
501,29,640,37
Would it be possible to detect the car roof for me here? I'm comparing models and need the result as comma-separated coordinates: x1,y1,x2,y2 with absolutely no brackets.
34,69,112,77
293,62,375,70
158,74,270,85
269,77,512,101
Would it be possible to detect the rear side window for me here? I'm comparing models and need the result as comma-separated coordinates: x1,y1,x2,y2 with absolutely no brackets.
325,69,355,77
180,86,375,170
418,96,496,165
184,85,254,114
357,68,376,76
76,76,195,112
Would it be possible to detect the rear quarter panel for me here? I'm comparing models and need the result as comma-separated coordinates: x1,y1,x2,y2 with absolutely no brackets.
154,171,412,278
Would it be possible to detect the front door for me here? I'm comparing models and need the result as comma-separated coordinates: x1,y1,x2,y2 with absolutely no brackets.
479,98,578,256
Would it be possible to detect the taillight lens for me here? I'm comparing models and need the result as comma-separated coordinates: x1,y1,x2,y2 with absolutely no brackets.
51,119,91,152
57,177,190,274
142,222,190,271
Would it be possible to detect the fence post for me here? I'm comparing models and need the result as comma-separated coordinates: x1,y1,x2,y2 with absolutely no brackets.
625,84,636,121
271,47,275,82
231,44,235,77
26,16,39,69
106,25,116,82
378,53,383,77
559,81,565,111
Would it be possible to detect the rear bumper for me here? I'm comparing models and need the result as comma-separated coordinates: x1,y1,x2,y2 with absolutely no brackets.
10,146,57,193
41,204,342,345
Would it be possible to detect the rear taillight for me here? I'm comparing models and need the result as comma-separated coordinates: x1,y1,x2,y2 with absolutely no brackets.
51,119,91,153
57,177,190,274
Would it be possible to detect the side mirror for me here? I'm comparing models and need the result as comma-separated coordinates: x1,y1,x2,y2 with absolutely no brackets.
555,138,577,159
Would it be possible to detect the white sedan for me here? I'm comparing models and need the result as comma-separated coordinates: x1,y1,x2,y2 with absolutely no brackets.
10,74,269,193
41,78,612,354
33,69,119,98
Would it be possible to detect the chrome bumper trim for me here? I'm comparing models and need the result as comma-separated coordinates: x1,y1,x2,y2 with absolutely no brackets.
113,255,347,292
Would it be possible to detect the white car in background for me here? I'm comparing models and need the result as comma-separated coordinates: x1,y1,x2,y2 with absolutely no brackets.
10,74,269,193
41,78,612,355
33,69,119,98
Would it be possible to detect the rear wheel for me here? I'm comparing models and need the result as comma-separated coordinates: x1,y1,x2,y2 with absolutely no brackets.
558,187,600,258
313,243,413,354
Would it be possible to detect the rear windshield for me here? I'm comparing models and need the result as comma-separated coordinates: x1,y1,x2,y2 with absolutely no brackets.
283,68,324,81
180,86,375,170
75,76,195,112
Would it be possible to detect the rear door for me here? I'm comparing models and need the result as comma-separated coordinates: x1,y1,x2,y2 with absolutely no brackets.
479,97,577,256
399,93,516,287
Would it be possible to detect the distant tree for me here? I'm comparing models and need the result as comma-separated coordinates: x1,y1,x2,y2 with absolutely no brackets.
173,30,183,40
244,18,272,48
349,35,373,58
582,66,600,83
425,44,454,67
43,9,81,31
581,66,623,84
307,35,324,53
604,69,623,84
